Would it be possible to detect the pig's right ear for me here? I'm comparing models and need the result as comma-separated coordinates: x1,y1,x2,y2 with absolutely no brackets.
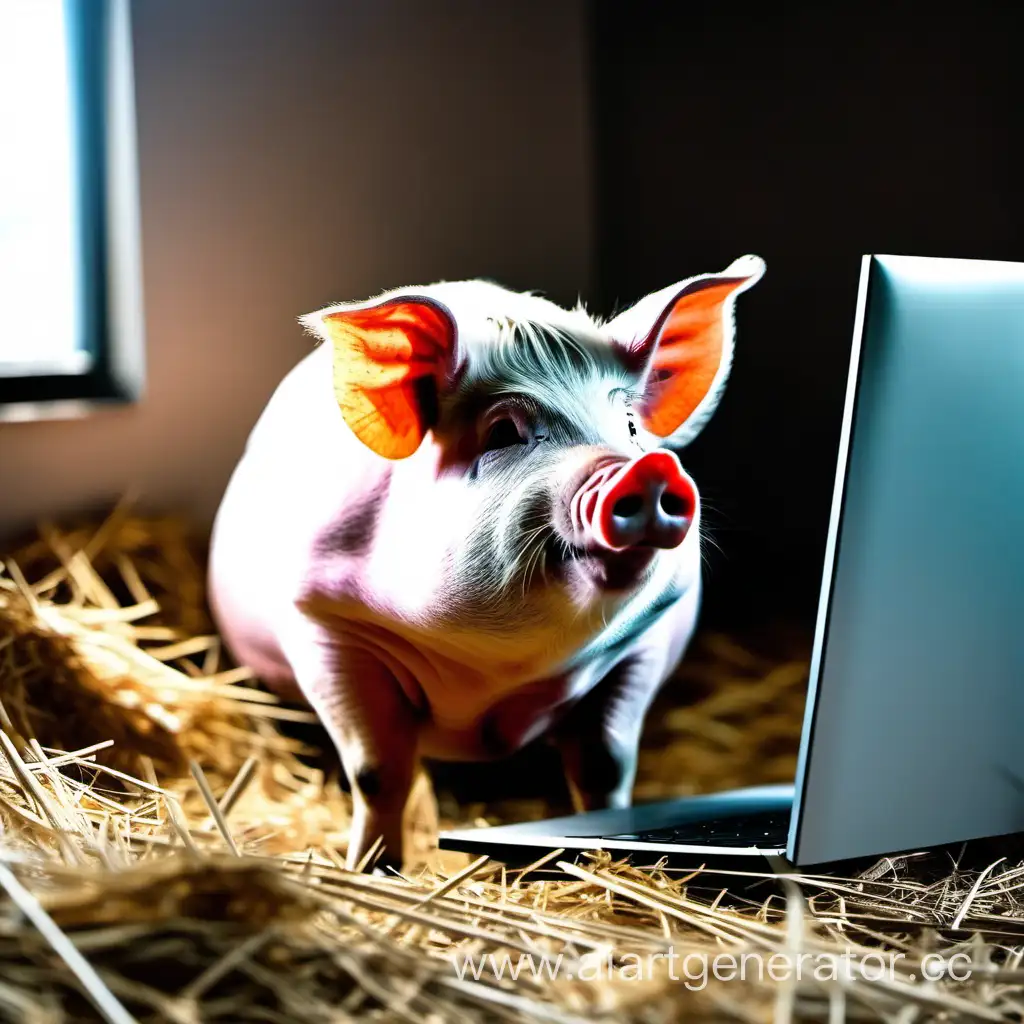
300,297,457,459
606,255,764,448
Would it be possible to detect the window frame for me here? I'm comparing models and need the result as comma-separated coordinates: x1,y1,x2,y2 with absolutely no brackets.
0,0,144,419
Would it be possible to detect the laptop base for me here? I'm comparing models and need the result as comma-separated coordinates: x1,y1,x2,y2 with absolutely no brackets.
438,783,795,879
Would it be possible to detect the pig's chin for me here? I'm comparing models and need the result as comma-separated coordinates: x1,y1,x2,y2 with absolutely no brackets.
545,537,657,594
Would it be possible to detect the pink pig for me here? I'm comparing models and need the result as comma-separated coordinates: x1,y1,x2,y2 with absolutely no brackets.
208,255,764,868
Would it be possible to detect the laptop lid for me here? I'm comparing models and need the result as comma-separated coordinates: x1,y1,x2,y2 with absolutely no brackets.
790,254,1024,865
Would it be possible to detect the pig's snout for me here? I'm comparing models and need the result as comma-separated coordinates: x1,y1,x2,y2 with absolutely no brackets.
574,451,696,552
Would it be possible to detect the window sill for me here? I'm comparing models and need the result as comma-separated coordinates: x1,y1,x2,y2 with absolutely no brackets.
0,366,140,423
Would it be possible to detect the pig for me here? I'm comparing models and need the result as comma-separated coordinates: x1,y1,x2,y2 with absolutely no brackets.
208,255,764,869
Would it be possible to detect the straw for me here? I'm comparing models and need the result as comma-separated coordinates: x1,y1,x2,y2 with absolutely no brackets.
1,509,1022,1022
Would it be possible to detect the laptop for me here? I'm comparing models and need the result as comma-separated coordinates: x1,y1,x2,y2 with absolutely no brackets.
439,254,1024,872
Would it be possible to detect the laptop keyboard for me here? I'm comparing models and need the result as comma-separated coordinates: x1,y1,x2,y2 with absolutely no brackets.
606,810,791,848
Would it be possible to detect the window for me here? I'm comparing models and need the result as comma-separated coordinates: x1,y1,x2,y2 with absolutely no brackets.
0,0,144,418
0,1,78,375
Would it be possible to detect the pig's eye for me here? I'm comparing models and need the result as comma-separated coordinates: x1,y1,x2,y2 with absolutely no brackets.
482,417,526,452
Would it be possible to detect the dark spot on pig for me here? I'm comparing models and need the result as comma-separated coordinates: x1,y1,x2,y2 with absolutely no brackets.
314,474,391,554
355,765,382,798
331,510,375,553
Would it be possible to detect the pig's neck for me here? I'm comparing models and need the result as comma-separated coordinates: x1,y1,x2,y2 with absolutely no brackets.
299,551,694,733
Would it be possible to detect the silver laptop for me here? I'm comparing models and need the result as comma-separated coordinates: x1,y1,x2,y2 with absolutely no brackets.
440,254,1024,870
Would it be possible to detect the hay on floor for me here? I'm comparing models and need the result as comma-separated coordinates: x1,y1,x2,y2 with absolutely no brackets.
0,509,1022,1023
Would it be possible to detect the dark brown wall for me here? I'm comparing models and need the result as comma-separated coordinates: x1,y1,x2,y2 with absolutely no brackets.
592,2,1023,629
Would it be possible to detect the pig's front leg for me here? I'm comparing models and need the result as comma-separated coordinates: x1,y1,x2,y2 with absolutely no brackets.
554,657,660,812
279,616,420,871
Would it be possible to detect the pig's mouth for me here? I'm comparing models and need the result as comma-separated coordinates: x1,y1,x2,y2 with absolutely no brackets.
544,536,657,592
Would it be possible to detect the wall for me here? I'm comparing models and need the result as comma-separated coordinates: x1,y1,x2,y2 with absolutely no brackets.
0,0,594,541
593,1,1023,628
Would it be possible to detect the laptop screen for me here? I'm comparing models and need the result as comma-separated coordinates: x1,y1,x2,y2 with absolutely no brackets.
791,254,1024,865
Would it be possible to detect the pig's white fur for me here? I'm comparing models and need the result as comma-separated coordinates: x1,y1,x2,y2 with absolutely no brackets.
212,261,760,782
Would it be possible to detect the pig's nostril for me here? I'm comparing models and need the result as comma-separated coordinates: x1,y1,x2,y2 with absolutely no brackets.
612,494,644,519
660,491,689,517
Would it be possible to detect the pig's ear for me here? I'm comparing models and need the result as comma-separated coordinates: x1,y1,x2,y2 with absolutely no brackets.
607,255,764,447
301,296,457,459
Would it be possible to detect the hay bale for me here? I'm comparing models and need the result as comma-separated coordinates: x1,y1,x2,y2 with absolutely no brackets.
0,591,201,779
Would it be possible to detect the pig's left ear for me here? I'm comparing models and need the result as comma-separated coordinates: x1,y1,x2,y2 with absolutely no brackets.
607,255,764,447
301,296,457,459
